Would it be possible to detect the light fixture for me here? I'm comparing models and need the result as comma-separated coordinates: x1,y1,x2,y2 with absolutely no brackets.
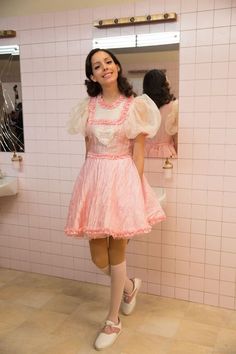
137,32,180,47
11,151,23,170
162,158,173,179
93,32,179,50
0,45,19,55
93,35,136,49
93,13,177,28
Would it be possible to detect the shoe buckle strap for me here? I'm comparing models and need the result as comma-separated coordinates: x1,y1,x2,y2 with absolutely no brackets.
102,322,120,335
123,288,137,304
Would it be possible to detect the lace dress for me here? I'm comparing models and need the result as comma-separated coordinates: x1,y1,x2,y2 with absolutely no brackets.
144,99,178,158
65,94,166,239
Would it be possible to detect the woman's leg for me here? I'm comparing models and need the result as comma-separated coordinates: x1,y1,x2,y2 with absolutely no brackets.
89,237,133,293
106,237,128,323
89,238,109,270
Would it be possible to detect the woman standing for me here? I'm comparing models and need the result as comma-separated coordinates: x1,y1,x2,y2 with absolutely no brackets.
65,48,166,350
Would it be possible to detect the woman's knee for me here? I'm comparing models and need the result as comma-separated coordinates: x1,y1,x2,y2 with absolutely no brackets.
89,238,109,269
108,238,128,266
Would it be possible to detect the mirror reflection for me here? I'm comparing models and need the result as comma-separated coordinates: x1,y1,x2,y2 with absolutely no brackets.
112,43,179,158
0,45,24,152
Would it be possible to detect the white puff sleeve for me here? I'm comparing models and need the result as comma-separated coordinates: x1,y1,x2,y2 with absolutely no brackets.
165,99,178,136
124,94,161,139
66,97,89,135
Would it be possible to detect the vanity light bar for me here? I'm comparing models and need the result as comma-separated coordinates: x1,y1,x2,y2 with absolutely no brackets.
94,13,177,28
137,32,180,47
93,32,180,50
0,45,19,55
93,35,136,49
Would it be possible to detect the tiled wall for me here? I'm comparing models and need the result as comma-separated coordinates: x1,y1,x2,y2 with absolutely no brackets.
0,0,236,310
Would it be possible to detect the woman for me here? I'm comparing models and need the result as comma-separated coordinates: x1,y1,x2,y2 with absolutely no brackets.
143,69,178,158
65,48,166,350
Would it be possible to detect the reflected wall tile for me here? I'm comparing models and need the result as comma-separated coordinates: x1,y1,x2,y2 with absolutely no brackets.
214,9,231,27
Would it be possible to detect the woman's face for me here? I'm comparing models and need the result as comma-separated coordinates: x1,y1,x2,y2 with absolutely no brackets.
90,51,120,88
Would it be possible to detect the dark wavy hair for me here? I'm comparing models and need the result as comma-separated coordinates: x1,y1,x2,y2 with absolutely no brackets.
143,69,175,108
85,48,136,97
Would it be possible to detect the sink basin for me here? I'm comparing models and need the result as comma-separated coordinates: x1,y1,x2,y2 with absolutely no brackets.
153,187,166,203
0,176,18,197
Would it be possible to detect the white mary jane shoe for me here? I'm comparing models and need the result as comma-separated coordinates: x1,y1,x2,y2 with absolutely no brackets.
121,278,142,316
94,318,122,351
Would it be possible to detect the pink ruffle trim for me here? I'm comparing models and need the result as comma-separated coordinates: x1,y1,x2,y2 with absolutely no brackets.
64,214,166,239
88,95,133,126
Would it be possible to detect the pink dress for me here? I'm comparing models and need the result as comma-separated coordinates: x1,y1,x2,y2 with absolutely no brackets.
145,100,178,158
65,94,166,239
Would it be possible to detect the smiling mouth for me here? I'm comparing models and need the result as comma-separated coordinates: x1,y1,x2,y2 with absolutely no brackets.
103,72,112,78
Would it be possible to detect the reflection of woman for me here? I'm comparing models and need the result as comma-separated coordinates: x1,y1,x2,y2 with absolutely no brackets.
65,48,166,350
143,69,178,158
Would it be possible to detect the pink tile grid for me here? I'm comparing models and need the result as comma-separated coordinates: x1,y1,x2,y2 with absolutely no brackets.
1,0,236,311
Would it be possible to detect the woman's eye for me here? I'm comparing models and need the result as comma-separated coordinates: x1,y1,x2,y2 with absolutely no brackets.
94,65,100,70
106,60,112,64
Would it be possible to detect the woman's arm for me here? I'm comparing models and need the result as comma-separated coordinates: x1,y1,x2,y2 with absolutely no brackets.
133,133,146,179
85,136,89,159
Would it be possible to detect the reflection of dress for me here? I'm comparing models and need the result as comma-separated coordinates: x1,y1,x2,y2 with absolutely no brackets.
145,99,178,158
65,94,166,239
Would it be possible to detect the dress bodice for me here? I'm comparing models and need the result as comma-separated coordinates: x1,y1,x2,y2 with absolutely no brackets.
66,93,162,158
86,95,133,157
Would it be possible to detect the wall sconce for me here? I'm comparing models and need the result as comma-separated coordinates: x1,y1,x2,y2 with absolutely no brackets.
11,151,23,169
94,13,177,28
0,30,16,38
162,158,173,179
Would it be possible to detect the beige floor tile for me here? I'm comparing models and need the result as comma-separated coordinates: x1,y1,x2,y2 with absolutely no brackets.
185,302,232,327
34,337,84,354
167,339,213,354
227,311,236,331
14,288,56,308
0,322,57,354
0,269,24,282
0,285,31,301
138,294,189,319
0,301,35,327
175,319,219,347
1,268,236,354
137,315,181,338
0,321,21,339
42,293,81,314
26,309,69,333
214,328,236,353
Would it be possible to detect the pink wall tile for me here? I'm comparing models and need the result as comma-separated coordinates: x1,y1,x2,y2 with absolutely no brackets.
219,296,235,310
205,264,220,280
197,0,214,11
214,9,231,27
197,11,214,28
204,292,219,306
189,290,204,303
220,281,235,297
1,0,236,312
175,287,189,300
220,267,236,282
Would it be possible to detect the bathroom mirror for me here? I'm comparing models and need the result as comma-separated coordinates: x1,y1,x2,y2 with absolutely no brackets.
0,45,24,152
93,33,179,158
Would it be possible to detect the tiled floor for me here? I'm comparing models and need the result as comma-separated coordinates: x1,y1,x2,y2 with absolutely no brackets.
0,268,236,354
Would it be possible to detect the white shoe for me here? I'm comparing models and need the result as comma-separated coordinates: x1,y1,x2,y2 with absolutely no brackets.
121,278,142,316
94,318,122,351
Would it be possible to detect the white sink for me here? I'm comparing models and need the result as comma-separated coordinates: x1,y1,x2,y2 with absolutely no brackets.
0,176,18,197
153,187,166,203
